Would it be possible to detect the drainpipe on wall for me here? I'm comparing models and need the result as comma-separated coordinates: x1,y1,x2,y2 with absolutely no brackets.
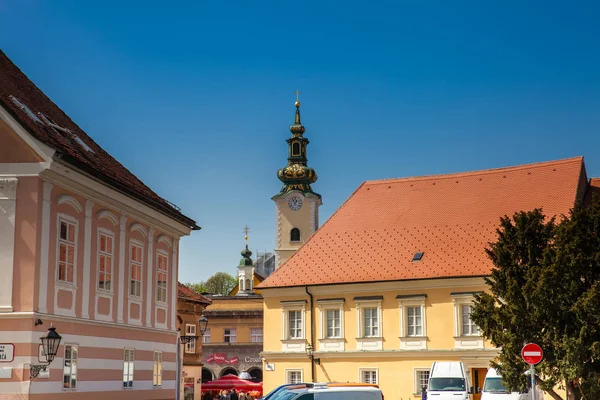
305,286,315,382
176,329,181,400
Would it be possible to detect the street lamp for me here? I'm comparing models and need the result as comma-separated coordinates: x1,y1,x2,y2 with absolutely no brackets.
30,325,62,379
179,314,209,344
305,343,320,366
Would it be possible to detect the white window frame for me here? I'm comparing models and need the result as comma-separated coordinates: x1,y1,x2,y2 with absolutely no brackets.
123,348,135,389
63,343,78,390
397,295,427,350
461,304,480,336
317,298,345,352
355,298,383,351
451,293,484,349
153,350,162,388
202,328,211,344
156,250,168,304
281,300,307,352
129,240,144,298
250,327,263,343
224,328,237,343
57,214,78,286
286,369,303,384
185,324,196,353
359,368,378,384
414,368,430,395
97,228,114,293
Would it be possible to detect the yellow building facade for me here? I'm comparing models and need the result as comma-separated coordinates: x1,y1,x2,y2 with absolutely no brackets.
258,154,589,400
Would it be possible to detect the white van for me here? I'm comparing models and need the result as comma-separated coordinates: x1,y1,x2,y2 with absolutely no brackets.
427,361,471,400
481,368,544,400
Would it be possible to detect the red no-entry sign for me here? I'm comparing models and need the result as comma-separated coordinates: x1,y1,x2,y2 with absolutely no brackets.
522,343,543,365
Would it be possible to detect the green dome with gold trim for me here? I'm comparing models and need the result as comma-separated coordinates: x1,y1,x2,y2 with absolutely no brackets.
273,100,321,199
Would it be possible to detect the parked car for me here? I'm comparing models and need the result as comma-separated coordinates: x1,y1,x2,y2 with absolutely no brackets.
482,368,545,400
275,385,383,400
427,361,471,400
261,383,380,400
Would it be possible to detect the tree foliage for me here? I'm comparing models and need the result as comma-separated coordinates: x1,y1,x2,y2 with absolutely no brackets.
471,198,600,400
186,272,237,296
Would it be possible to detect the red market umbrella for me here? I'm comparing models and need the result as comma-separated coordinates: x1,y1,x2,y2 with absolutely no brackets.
201,374,263,391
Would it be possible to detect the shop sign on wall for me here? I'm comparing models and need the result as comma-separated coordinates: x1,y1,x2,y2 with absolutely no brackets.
0,344,14,362
205,353,239,365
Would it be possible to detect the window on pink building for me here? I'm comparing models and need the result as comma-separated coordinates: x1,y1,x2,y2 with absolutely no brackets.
130,243,143,298
58,219,76,283
156,253,168,303
98,232,113,292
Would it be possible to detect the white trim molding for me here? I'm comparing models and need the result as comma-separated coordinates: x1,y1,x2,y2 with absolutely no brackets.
130,222,148,238
317,298,345,352
0,178,18,312
358,367,379,384
397,294,427,350
82,200,94,319
354,296,383,351
117,216,127,323
156,235,172,248
38,181,53,314
451,292,484,350
145,228,155,327
96,209,118,227
56,194,83,214
285,369,304,384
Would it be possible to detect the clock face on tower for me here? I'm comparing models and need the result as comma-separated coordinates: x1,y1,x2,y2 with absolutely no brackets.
288,196,303,211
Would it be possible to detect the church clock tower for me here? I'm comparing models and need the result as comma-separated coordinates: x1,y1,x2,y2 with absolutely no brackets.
273,96,322,268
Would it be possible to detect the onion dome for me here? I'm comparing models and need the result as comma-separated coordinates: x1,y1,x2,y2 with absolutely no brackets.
273,97,321,199
239,244,253,267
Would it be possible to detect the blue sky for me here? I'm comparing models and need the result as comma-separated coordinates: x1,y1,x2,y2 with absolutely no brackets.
2,0,599,282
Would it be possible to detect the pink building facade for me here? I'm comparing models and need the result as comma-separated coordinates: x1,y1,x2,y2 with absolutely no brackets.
0,50,199,399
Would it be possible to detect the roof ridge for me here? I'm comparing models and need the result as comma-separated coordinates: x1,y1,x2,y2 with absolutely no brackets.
365,156,584,186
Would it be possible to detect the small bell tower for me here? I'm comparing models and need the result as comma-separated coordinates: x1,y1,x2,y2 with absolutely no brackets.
237,228,255,294
272,93,322,268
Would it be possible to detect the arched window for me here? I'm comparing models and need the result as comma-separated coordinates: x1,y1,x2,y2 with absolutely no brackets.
245,279,252,291
290,228,301,242
292,142,300,156
239,278,244,290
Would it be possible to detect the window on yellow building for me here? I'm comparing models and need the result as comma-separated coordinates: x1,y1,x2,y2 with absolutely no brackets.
250,328,263,342
461,304,480,336
288,311,303,339
414,369,430,394
359,368,378,384
326,309,341,338
363,308,379,337
203,328,211,344
287,369,303,384
407,306,423,336
224,328,237,343
281,300,307,343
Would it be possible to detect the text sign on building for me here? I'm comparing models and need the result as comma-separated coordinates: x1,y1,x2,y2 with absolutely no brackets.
521,343,543,365
0,344,14,362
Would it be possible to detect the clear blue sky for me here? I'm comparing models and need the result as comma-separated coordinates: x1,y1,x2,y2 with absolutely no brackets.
2,1,599,283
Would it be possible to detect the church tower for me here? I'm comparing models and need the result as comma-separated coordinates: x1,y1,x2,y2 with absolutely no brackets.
272,96,322,268
237,235,255,294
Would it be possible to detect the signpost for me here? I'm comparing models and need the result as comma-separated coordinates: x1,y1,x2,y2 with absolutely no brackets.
0,344,14,362
522,343,543,400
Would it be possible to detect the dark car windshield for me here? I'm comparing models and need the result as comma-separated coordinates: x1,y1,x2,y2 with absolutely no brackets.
428,377,466,391
483,377,509,393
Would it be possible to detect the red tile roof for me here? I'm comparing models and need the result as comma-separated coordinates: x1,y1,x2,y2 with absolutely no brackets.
259,157,588,288
178,283,212,305
0,50,198,229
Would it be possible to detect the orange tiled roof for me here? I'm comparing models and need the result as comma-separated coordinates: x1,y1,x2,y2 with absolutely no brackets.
178,282,212,305
258,157,587,288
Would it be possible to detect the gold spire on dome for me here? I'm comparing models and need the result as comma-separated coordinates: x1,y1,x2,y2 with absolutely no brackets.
290,90,305,136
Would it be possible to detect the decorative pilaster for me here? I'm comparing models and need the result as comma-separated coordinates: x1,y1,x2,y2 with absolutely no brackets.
0,178,18,312
38,181,53,314
170,238,179,330
145,227,155,327
117,215,127,323
81,200,94,318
